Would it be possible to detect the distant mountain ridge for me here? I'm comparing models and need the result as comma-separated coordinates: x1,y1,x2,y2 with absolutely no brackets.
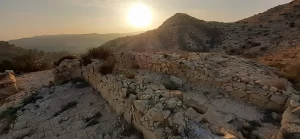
9,32,141,53
100,0,300,57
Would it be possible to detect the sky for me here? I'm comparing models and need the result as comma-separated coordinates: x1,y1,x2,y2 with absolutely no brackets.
0,0,292,40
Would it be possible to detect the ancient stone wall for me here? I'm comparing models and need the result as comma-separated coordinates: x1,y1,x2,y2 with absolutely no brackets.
53,53,300,139
81,61,215,139
114,51,298,110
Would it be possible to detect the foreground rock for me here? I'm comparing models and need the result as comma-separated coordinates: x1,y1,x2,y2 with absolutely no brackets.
0,81,142,139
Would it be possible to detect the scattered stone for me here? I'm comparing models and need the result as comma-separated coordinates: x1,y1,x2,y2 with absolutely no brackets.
262,85,269,90
170,90,183,100
163,110,171,119
170,76,183,87
166,98,178,109
269,87,278,93
230,89,247,99
134,100,148,113
145,108,164,122
185,108,200,119
183,99,208,114
233,83,246,90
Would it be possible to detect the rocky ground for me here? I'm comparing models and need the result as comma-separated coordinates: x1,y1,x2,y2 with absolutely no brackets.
0,72,142,139
134,70,282,139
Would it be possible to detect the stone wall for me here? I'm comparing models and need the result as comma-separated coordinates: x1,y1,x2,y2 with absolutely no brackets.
53,51,300,139
114,51,298,110
81,61,217,139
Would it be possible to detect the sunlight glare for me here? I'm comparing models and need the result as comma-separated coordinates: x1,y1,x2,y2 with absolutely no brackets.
127,3,152,28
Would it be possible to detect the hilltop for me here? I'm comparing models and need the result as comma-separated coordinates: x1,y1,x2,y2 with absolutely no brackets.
9,32,141,53
100,0,300,57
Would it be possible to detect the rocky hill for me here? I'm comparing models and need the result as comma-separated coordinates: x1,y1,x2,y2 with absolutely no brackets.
100,0,300,57
9,32,141,53
0,41,28,60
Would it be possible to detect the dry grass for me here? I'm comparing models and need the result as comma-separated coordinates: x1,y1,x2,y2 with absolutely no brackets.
99,57,116,75
87,48,111,60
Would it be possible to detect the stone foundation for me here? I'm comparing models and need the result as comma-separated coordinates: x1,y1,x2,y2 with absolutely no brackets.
114,51,297,110
53,51,300,139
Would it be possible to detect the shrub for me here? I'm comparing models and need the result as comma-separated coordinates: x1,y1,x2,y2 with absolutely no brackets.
54,55,77,66
87,48,111,60
99,57,116,75
80,54,92,66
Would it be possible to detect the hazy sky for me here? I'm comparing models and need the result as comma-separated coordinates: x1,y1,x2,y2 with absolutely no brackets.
0,0,292,40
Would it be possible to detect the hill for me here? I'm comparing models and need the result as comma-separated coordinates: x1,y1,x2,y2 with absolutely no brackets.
0,41,28,60
0,41,69,72
9,32,141,53
100,0,300,57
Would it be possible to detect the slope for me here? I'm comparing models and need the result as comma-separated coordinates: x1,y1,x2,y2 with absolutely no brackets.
100,0,300,57
9,32,141,53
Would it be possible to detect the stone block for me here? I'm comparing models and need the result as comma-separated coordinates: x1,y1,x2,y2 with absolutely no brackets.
270,95,286,105
183,99,208,114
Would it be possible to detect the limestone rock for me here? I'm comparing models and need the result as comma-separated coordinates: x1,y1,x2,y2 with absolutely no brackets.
183,99,208,114
145,108,164,122
270,95,286,105
269,87,278,93
134,100,149,113
233,83,246,90
170,76,183,87
163,110,171,119
171,112,186,127
185,108,200,119
230,89,247,99
292,107,300,116
170,90,183,100
290,99,300,108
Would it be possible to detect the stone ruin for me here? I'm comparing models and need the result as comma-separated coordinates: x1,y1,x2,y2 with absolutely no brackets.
0,70,18,100
53,51,300,139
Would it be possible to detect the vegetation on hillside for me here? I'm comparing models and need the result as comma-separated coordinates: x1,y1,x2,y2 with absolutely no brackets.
0,41,70,73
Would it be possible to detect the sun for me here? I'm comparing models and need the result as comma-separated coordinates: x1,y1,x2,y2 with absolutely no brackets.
127,3,152,28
